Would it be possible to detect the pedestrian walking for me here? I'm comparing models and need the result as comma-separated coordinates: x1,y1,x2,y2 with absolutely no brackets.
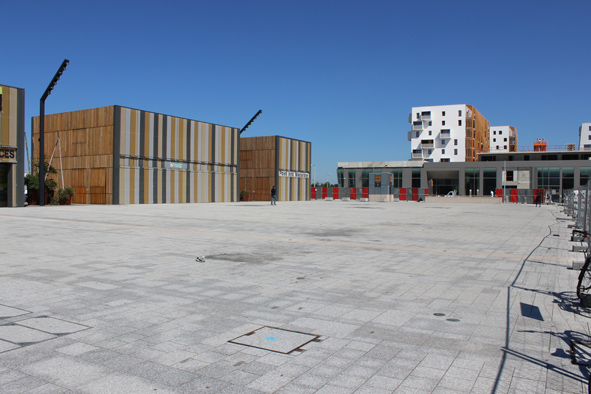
271,185,277,205
535,191,541,207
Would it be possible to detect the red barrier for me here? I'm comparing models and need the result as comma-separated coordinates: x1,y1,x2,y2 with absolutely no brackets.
424,189,429,196
311,187,317,199
412,188,419,201
510,188,518,203
333,188,339,199
400,188,407,201
350,188,357,200
362,188,369,199
321,188,328,199
495,188,503,198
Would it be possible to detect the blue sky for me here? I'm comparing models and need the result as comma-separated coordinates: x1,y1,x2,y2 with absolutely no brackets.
2,0,590,183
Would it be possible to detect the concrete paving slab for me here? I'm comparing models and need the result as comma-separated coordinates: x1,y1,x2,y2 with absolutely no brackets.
0,201,587,392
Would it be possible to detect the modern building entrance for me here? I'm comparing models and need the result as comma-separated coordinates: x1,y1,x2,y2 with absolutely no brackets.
428,170,459,196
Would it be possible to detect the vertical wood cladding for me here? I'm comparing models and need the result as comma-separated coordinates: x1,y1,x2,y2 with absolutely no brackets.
116,106,238,204
240,136,311,202
33,105,238,204
466,105,490,162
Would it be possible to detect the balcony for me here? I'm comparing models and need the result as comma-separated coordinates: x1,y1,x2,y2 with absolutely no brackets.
440,129,451,139
421,140,434,149
412,121,423,131
412,149,423,158
420,111,431,121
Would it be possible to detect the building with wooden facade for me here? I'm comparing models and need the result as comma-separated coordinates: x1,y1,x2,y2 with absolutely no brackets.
240,136,311,202
32,106,239,204
0,84,25,207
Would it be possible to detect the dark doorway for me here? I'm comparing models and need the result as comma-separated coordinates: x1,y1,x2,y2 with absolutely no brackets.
0,164,9,207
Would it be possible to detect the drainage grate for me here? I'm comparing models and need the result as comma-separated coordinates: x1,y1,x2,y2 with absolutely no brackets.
229,326,320,354
570,341,591,366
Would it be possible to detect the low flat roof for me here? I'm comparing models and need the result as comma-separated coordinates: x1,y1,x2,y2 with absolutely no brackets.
338,160,425,168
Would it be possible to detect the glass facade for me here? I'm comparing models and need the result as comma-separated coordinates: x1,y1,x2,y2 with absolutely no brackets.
389,169,402,188
562,167,574,191
537,167,560,190
483,168,496,195
465,168,479,195
581,167,591,186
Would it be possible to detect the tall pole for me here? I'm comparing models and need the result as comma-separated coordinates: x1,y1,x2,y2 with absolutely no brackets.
39,101,45,205
39,59,69,206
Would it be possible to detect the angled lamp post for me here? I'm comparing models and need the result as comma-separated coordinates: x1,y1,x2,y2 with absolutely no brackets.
39,59,69,206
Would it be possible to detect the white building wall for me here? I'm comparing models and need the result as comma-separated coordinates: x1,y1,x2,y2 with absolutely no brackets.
580,123,591,150
490,126,511,152
409,104,467,162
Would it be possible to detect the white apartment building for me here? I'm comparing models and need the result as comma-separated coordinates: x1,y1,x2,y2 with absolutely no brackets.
490,126,517,153
579,122,591,150
408,104,490,163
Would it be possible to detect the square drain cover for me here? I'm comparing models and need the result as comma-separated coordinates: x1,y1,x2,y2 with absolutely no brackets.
229,326,320,354
571,341,591,365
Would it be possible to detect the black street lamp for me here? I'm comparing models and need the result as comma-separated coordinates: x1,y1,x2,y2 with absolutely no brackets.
39,59,69,206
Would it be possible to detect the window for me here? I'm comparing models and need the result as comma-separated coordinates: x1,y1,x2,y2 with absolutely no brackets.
428,121,432,126
504,145,507,149
496,145,500,149
454,149,458,155
499,130,503,135
506,171,514,182
589,126,591,131
416,113,420,119
458,110,462,116
563,167,574,190
442,149,445,154
588,135,591,140
416,132,419,138
493,130,496,135
428,149,432,155
442,111,446,116
348,170,356,188
442,120,446,126
458,120,462,126
493,138,496,142
428,130,432,135
454,139,458,146
504,138,507,142
338,169,345,187
412,168,421,188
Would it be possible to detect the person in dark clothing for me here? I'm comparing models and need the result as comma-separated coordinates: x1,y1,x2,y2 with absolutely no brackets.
535,191,541,207
271,186,277,205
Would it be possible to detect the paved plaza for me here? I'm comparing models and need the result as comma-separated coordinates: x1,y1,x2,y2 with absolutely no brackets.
0,200,589,393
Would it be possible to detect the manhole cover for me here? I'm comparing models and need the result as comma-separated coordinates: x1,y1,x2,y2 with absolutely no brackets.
570,341,591,365
229,326,320,354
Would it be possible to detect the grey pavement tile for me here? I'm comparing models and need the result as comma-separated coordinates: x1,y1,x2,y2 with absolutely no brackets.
20,356,109,388
77,374,177,394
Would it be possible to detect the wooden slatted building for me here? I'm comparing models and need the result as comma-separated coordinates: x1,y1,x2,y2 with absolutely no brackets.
0,84,26,207
240,136,311,201
32,105,239,204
